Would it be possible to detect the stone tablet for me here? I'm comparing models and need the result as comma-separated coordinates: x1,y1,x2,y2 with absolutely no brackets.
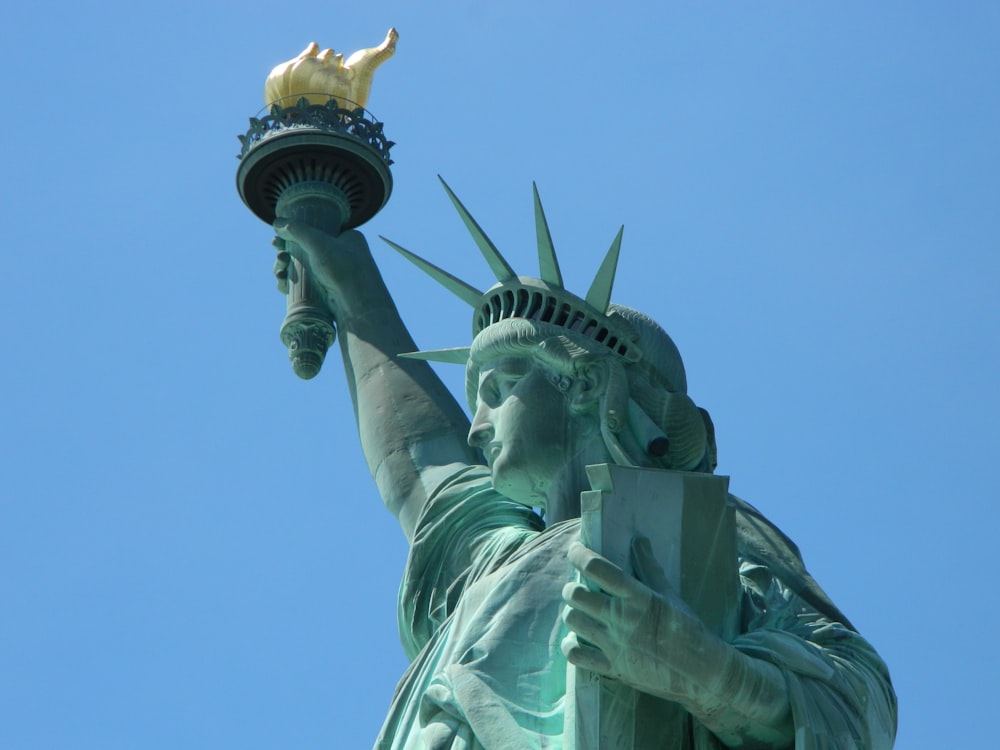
567,465,737,749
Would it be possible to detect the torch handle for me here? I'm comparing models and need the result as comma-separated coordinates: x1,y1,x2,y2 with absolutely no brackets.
279,247,336,380
274,182,352,379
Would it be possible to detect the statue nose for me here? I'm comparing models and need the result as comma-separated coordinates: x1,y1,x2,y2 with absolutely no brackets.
468,410,494,449
468,424,494,449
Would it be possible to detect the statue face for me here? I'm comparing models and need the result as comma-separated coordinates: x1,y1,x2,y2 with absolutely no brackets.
468,356,591,507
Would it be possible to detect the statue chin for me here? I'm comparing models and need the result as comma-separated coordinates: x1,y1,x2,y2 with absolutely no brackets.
490,465,547,509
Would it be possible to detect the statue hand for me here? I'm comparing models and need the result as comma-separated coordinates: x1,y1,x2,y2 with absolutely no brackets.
563,540,793,745
561,539,726,709
272,218,376,317
272,236,291,294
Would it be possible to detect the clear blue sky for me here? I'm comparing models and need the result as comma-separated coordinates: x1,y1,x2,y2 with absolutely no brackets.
2,2,997,748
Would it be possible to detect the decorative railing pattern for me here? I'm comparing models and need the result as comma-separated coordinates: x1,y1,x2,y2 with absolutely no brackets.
237,97,393,164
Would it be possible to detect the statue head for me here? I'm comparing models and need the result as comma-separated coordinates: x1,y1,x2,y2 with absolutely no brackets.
465,297,715,477
385,180,717,484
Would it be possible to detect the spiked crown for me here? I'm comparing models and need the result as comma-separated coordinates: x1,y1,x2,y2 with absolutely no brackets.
381,178,641,368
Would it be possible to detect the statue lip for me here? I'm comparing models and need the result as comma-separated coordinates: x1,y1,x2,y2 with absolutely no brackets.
484,443,502,467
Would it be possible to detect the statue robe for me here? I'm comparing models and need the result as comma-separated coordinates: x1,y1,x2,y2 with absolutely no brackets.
374,465,897,749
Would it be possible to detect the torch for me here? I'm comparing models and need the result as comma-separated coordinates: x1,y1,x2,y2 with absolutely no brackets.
236,29,397,379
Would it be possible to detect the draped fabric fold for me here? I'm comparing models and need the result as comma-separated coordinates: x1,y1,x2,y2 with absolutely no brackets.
376,467,896,749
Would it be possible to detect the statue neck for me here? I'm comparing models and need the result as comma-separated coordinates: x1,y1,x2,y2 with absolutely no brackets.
543,434,612,525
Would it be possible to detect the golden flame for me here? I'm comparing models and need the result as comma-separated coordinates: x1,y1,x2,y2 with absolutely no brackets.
264,28,398,109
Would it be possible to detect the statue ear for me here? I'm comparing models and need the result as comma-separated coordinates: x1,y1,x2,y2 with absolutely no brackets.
568,360,609,411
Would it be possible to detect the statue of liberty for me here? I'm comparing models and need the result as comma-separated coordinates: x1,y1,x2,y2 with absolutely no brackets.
269,180,897,749
238,33,896,748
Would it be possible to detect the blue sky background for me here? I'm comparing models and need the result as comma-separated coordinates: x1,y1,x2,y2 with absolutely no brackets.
2,2,997,748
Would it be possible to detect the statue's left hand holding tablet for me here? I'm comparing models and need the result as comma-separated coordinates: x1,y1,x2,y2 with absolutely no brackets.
562,538,795,747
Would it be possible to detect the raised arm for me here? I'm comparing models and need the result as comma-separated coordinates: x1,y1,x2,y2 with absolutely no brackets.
273,219,479,540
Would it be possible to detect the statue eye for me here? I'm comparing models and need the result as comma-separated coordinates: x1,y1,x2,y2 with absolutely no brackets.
482,384,500,406
480,373,521,407
495,373,524,398
478,377,502,407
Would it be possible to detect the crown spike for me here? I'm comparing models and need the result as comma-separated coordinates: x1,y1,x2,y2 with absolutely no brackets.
585,226,624,313
532,183,563,288
399,347,471,365
380,236,484,307
438,176,517,282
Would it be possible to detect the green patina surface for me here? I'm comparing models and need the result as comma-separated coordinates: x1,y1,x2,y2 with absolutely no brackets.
234,52,896,742
247,183,897,747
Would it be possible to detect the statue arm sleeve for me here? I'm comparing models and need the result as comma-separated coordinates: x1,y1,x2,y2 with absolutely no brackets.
396,465,544,657
733,563,898,749
329,233,481,541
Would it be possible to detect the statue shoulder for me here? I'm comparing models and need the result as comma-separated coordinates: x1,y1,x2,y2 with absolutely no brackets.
729,493,856,631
